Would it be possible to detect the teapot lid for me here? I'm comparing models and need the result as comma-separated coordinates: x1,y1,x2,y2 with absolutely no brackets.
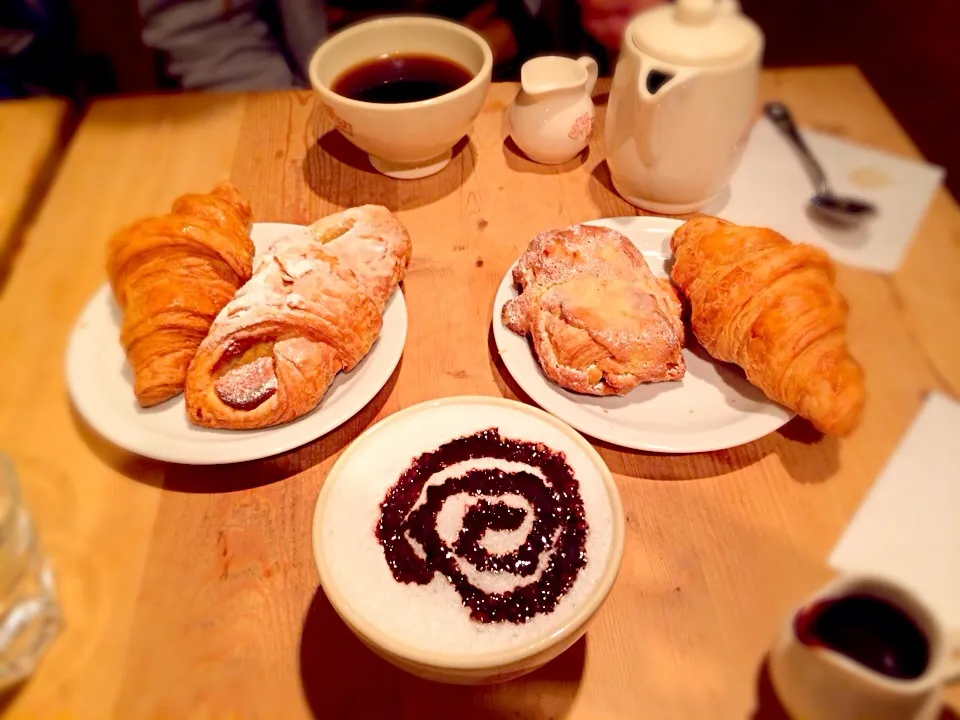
630,0,762,66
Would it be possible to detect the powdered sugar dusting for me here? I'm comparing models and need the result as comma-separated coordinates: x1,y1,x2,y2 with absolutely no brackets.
214,356,278,410
195,206,411,355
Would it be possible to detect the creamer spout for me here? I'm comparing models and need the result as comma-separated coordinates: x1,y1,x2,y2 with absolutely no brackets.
520,55,597,96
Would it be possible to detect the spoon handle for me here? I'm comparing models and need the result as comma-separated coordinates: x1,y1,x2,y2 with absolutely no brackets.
763,102,830,197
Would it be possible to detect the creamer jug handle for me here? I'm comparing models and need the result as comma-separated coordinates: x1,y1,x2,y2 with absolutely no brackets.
577,56,599,95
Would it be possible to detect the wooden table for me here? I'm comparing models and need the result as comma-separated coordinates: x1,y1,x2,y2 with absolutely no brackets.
0,98,71,286
2,67,957,719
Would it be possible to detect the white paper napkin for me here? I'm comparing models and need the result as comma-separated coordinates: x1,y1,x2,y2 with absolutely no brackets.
705,116,945,273
829,392,960,628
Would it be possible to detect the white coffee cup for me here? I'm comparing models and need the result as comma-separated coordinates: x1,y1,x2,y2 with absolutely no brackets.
770,573,960,720
308,16,493,180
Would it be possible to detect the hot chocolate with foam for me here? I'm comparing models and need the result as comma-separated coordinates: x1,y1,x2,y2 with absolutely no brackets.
316,400,618,658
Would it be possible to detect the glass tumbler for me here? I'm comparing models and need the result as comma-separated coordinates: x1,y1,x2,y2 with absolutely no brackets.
0,453,60,690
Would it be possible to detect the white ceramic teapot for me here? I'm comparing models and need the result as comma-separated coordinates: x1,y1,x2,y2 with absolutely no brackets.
605,0,763,214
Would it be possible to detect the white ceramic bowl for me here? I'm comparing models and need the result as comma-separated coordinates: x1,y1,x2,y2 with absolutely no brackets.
311,396,625,684
308,16,493,179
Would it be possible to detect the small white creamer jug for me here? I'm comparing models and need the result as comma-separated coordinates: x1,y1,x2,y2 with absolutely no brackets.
606,0,763,213
508,55,599,165
770,574,960,720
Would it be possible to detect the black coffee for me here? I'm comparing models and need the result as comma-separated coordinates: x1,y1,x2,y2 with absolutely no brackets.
331,54,473,104
794,593,930,680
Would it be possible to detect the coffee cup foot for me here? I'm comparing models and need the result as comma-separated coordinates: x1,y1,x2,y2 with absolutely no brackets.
369,150,452,180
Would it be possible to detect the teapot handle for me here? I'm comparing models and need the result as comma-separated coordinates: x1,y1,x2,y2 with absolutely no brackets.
636,59,693,105
632,57,694,166
945,629,960,683
577,56,599,95
633,54,659,166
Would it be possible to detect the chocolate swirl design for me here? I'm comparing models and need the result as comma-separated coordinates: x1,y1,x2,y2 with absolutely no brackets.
376,428,589,624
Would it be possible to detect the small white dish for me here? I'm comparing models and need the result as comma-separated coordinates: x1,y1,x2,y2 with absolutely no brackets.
312,395,624,684
491,215,794,453
66,222,407,465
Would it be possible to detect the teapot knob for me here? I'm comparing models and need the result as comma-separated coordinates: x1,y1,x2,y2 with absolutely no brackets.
675,0,717,24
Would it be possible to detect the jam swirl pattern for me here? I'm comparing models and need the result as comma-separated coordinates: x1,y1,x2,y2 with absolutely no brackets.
376,428,589,624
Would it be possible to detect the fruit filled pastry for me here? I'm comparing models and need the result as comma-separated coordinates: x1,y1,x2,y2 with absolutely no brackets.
670,216,865,437
184,205,412,429
502,224,685,395
106,182,255,407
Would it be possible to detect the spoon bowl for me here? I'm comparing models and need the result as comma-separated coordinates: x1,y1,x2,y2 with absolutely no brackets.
810,193,877,227
764,102,877,228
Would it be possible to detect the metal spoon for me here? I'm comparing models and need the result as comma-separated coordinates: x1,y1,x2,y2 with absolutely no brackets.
763,101,877,226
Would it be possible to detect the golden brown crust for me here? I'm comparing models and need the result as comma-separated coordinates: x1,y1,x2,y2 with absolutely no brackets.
184,205,411,430
669,216,865,437
502,224,685,395
105,182,255,407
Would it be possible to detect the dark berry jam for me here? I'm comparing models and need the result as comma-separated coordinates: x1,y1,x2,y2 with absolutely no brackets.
376,428,589,624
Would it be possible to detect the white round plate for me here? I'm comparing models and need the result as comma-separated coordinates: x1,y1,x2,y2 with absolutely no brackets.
491,216,795,453
66,222,407,465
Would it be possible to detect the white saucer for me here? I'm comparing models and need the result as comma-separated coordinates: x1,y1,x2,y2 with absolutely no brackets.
66,223,407,465
491,216,795,454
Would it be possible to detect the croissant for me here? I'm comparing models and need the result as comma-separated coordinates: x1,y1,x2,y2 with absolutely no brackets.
502,224,685,395
184,205,412,430
670,217,865,437
106,182,255,407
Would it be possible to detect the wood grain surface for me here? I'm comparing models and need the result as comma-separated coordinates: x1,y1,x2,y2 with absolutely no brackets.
0,98,71,287
1,68,957,719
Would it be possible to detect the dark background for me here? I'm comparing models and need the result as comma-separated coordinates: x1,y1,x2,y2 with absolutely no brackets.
3,0,957,198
